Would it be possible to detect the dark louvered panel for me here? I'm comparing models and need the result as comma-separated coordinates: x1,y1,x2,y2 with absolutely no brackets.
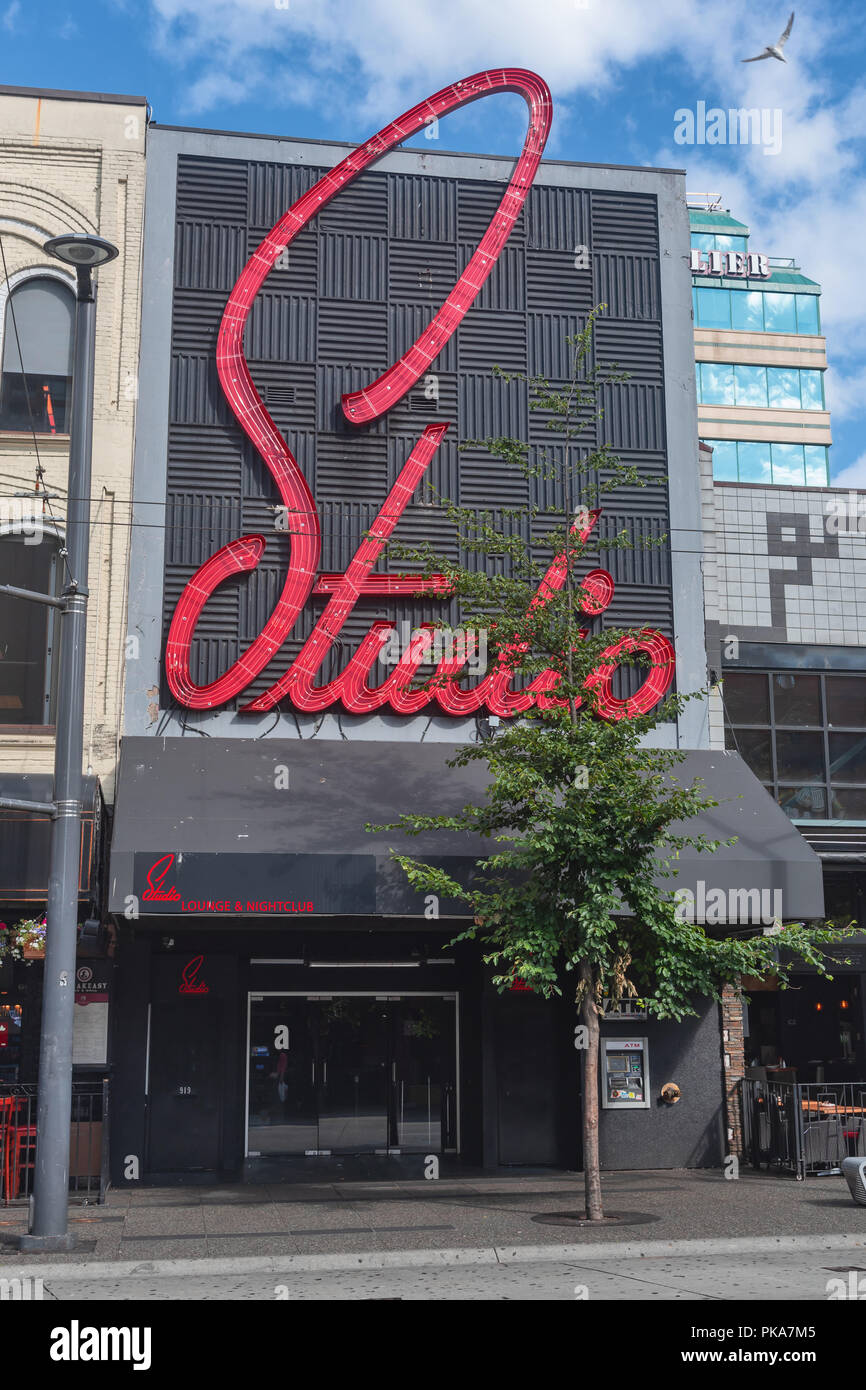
604,584,673,632
174,222,247,291
245,293,317,363
247,226,318,294
601,465,669,518
459,243,525,313
164,565,239,634
526,251,594,312
458,179,526,241
389,241,457,301
527,186,590,251
389,302,457,373
238,569,316,646
183,636,241,689
528,313,581,379
594,252,659,321
176,157,248,221
599,381,664,451
318,172,388,233
591,192,659,253
168,424,245,492
596,513,670,586
389,174,457,242
528,442,569,513
458,310,526,373
318,500,381,573
528,380,597,445
388,506,460,566
320,232,386,301
595,320,663,383
318,300,388,362
165,154,674,712
388,433,458,505
248,162,327,227
316,364,387,434
171,289,225,353
459,450,529,508
170,354,231,426
247,361,317,429
316,434,388,500
242,428,315,497
238,499,291,551
459,372,528,442
165,493,242,567
385,373,458,436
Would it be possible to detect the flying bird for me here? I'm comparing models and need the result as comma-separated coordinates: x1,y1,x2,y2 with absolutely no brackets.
742,11,794,62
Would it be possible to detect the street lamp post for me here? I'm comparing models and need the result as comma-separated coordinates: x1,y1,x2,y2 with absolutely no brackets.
0,234,118,1251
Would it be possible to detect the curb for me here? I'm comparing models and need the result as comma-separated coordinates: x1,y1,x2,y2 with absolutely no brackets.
4,1231,866,1281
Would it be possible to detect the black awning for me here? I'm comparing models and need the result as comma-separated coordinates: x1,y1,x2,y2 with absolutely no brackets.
0,774,102,906
108,739,824,923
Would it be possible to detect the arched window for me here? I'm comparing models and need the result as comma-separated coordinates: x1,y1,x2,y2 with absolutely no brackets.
0,276,75,434
0,532,62,726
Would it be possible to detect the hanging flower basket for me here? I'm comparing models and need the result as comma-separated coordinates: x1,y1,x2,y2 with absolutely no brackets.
0,916,47,963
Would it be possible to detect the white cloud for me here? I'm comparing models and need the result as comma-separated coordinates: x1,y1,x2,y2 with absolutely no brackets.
830,453,866,489
2,0,21,32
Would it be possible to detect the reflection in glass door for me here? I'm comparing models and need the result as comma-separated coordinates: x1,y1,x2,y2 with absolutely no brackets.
316,998,389,1153
392,998,457,1152
246,994,457,1157
247,996,318,1155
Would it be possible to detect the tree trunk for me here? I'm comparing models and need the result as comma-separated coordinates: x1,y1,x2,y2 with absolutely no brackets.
579,960,603,1220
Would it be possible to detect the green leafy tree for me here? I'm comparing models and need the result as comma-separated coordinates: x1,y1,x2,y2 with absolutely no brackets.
371,309,849,1219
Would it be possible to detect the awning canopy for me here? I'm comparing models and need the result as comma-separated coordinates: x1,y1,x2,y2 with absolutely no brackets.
108,739,824,923
0,774,102,907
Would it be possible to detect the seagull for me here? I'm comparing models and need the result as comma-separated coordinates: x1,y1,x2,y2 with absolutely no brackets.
742,11,794,62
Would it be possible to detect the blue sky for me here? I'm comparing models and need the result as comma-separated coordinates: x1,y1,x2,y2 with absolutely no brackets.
3,0,865,482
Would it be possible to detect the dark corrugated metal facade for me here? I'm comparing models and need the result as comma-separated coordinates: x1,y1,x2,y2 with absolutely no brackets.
162,158,673,705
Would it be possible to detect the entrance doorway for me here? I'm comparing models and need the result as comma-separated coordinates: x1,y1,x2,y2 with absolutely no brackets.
246,994,458,1157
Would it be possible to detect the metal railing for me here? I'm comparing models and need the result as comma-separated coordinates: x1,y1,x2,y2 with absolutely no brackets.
0,1080,109,1205
742,1079,866,1180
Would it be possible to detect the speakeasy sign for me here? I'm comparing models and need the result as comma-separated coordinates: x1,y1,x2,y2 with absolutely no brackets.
165,69,675,722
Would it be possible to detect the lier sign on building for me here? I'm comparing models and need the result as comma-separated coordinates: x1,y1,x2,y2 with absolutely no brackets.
164,69,676,722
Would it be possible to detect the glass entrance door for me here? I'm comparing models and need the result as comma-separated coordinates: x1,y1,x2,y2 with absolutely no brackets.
247,994,457,1157
316,998,389,1153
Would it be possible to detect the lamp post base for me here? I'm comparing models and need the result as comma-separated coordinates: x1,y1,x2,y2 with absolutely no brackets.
17,1232,77,1253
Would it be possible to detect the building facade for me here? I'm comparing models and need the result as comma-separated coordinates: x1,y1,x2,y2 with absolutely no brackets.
690,199,831,488
0,86,146,1085
704,452,866,1091
105,90,820,1184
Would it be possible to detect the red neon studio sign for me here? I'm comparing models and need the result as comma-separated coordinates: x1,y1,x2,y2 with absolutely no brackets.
165,69,675,722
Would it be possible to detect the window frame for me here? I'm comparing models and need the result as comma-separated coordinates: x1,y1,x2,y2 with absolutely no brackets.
723,670,866,823
0,523,64,731
0,266,76,437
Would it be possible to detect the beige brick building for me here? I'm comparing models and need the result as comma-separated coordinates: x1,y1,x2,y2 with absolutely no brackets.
0,86,146,801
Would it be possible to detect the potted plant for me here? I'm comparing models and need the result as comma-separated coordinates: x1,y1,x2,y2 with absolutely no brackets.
0,917,47,962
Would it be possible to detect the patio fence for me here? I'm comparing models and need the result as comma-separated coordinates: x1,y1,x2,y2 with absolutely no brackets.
0,1080,109,1205
741,1078,866,1180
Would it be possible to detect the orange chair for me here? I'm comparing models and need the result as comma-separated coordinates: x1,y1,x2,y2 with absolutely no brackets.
5,1122,37,1199
0,1097,36,1201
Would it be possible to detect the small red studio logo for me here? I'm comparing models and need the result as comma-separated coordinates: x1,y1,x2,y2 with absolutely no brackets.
142,853,182,902
179,955,209,995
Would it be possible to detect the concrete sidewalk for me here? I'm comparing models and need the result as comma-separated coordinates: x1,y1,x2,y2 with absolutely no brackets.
1,1167,865,1269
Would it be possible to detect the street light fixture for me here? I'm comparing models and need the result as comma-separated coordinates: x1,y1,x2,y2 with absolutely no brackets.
43,234,120,269
2,231,119,1251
